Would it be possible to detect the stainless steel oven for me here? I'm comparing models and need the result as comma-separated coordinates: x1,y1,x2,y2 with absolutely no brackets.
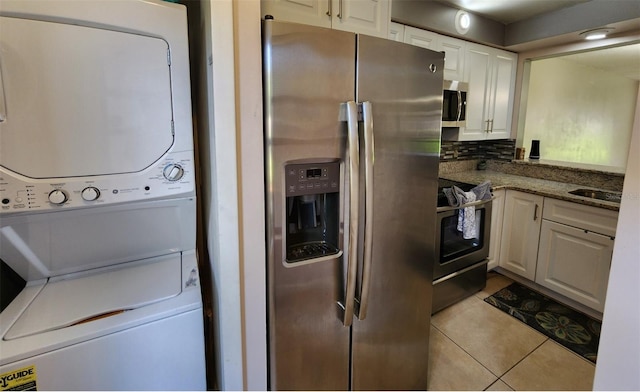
432,180,492,313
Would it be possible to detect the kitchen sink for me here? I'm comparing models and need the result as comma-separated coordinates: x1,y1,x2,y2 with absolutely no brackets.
568,188,622,203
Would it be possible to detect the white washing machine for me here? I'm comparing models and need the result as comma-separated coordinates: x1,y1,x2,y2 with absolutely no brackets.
0,1,206,389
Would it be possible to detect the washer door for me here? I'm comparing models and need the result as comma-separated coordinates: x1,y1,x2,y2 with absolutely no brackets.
0,17,174,178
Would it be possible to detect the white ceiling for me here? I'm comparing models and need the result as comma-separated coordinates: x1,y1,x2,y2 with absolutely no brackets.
435,0,640,81
436,0,591,24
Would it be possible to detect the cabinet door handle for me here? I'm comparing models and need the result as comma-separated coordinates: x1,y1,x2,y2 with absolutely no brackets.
326,0,332,16
489,119,494,133
533,204,539,221
337,0,343,19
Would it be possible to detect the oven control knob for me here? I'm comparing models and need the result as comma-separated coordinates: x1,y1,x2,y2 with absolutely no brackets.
163,164,184,181
48,189,68,205
81,186,101,201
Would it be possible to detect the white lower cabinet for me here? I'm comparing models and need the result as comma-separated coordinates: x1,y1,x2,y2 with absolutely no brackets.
497,193,618,312
487,188,505,271
535,220,614,313
535,198,618,313
498,190,543,281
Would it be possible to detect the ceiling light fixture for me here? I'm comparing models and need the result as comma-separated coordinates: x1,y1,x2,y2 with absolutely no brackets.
580,28,614,40
455,10,470,35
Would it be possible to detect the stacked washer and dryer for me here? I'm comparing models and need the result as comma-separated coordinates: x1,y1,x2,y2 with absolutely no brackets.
0,1,206,390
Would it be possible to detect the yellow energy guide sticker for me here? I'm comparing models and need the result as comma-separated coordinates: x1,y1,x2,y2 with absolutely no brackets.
0,366,37,391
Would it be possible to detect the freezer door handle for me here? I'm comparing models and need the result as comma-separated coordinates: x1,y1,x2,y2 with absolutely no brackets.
356,101,374,320
341,100,359,327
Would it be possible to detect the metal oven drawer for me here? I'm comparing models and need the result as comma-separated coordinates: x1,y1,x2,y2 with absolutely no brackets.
432,259,488,314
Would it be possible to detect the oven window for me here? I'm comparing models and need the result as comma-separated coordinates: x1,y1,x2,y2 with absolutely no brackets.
440,208,485,264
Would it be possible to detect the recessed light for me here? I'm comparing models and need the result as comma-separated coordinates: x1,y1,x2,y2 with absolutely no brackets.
455,10,470,35
580,28,614,40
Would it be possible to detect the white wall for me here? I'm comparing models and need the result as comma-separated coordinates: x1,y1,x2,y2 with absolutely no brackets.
197,0,243,389
523,57,637,169
511,33,640,144
196,0,266,390
593,88,640,390
233,0,268,390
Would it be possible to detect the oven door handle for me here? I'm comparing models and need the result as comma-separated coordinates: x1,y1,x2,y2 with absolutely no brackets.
436,196,494,213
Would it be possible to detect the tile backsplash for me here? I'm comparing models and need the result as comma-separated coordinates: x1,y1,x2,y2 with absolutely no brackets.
440,139,515,162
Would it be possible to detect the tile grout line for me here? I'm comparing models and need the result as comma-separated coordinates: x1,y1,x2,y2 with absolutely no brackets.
431,322,502,384
495,336,549,390
437,274,595,391
482,278,599,367
435,289,549,383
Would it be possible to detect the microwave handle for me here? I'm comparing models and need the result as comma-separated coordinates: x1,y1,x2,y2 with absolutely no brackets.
456,90,463,122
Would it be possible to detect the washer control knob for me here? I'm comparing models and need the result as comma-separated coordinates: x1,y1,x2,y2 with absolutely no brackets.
163,164,184,181
81,186,101,201
49,189,68,205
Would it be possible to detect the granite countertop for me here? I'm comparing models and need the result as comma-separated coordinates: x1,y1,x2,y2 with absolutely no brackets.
440,170,621,211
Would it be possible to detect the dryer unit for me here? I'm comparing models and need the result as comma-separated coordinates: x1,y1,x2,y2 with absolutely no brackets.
0,1,206,390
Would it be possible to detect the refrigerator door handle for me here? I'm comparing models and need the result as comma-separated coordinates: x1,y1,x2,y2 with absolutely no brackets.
356,101,374,320
341,100,360,327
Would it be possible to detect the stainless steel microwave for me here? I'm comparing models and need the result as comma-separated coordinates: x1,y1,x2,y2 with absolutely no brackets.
442,80,468,127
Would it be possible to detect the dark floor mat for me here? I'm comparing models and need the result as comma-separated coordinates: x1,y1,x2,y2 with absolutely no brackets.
484,282,601,363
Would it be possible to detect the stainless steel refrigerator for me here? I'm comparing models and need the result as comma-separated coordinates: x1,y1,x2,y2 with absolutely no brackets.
263,19,443,390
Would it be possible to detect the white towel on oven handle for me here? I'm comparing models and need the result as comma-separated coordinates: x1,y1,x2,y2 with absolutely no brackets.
455,189,477,239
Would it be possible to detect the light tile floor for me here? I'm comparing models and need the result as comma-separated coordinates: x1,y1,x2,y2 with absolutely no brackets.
428,272,596,391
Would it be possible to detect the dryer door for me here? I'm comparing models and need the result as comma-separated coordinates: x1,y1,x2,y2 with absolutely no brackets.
0,17,174,178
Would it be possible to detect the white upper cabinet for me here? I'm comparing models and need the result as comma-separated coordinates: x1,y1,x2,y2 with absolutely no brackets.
439,35,466,82
333,0,389,38
261,0,390,39
461,46,491,140
388,21,404,42
261,0,331,29
402,26,466,81
403,26,438,49
460,43,517,140
398,25,518,141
